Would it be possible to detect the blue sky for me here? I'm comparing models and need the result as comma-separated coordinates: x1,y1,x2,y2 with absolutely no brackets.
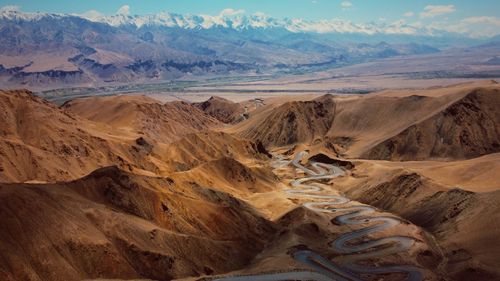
1,0,499,22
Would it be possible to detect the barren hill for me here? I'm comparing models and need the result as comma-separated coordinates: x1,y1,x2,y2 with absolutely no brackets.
1,82,500,281
193,96,245,124
231,90,462,152
0,91,271,183
0,90,137,182
235,95,336,147
180,157,278,195
364,88,500,160
63,95,221,142
0,167,275,281
232,82,500,161
160,131,270,173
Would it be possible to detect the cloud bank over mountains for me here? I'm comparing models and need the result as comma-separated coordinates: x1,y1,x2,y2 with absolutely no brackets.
420,5,456,18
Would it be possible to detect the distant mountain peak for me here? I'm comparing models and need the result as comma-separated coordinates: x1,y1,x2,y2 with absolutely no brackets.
0,7,457,37
83,11,285,31
0,6,62,21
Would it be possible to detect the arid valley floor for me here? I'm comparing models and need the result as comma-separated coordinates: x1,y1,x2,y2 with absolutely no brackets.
0,79,499,281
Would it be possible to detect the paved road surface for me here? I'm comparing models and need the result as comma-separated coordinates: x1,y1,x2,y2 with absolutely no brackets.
210,151,424,281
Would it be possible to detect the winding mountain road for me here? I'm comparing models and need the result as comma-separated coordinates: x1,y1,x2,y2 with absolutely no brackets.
212,151,424,281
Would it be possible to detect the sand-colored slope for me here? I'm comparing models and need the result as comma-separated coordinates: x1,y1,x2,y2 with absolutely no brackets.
234,95,336,147
63,95,221,142
0,91,285,281
1,81,499,281
237,91,442,155
230,82,500,161
0,167,275,281
372,153,500,192
157,131,270,173
0,90,141,183
327,93,464,157
175,157,278,196
364,88,500,160
0,91,268,184
193,96,245,124
330,81,499,159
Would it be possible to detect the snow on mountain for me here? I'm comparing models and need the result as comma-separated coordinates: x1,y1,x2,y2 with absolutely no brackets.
0,5,64,21
74,9,453,37
0,6,478,38
85,11,283,30
85,11,425,35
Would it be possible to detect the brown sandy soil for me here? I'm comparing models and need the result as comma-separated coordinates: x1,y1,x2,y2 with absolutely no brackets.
0,90,262,183
154,131,271,174
229,81,500,161
63,95,221,141
174,157,279,195
1,81,499,281
364,88,500,160
0,90,142,183
370,153,500,192
0,167,275,281
0,90,284,281
231,95,336,147
193,96,245,124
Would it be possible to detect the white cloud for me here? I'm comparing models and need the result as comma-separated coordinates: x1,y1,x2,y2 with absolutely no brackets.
404,11,414,17
341,1,353,9
80,9,104,21
219,8,245,17
253,12,268,17
377,19,419,35
312,0,318,4
420,5,455,18
462,16,500,26
117,5,130,15
429,16,500,38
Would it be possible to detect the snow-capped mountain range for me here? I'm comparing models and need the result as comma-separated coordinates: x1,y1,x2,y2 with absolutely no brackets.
0,5,498,89
0,6,464,37
86,11,434,36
